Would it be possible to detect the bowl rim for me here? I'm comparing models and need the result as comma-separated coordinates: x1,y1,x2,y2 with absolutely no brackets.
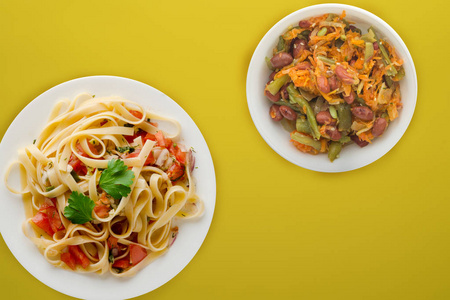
246,3,418,173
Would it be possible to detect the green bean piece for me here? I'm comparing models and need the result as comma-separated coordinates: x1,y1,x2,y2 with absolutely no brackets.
301,30,311,38
277,36,286,52
328,141,342,162
326,13,338,21
287,84,321,140
392,66,405,81
369,26,397,76
317,55,336,65
291,132,322,151
356,97,367,106
339,135,351,144
71,170,81,183
296,117,312,134
335,38,345,48
273,100,302,113
317,27,328,37
329,105,337,119
336,103,352,131
266,75,289,95
384,75,393,88
361,29,376,43
265,57,274,71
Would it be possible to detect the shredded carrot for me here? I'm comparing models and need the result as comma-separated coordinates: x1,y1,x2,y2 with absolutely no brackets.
291,139,319,155
358,131,374,143
320,139,328,153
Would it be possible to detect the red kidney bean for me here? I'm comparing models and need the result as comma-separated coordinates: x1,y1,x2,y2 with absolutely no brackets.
299,20,311,28
372,117,387,137
351,106,374,121
280,83,289,100
316,111,333,125
343,90,355,104
335,65,355,85
265,89,280,102
292,38,307,59
325,126,342,141
317,75,330,94
328,75,340,91
279,105,297,120
269,104,283,121
373,41,379,50
350,135,369,147
271,52,293,69
268,71,277,82
297,61,312,70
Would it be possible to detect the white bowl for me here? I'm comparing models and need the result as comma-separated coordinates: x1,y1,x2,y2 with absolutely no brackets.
246,4,417,172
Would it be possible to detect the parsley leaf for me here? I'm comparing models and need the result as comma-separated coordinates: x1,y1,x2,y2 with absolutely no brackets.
99,159,134,200
64,191,95,224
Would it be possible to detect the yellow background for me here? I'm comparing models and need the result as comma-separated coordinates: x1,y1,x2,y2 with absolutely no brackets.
0,0,449,299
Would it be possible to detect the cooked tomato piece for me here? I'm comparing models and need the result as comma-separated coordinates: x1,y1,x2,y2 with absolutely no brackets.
168,144,186,165
31,212,54,236
94,201,110,218
94,192,110,218
143,132,156,142
167,163,185,181
68,245,90,269
175,148,186,165
129,244,147,265
155,131,172,148
124,129,148,144
61,252,77,270
112,258,130,269
125,149,155,166
68,154,87,176
46,206,64,233
129,110,143,119
107,236,119,249
144,151,155,165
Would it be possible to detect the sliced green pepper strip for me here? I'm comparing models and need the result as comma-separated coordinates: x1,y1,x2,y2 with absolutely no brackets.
266,75,289,95
265,57,274,71
328,141,342,162
296,117,312,134
291,132,322,151
364,42,374,62
336,103,352,131
339,135,351,144
392,66,405,81
329,105,338,119
317,55,335,65
287,84,321,140
277,36,286,52
317,27,327,36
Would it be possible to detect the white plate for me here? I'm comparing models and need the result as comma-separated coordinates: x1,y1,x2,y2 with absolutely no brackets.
246,4,417,172
0,76,216,299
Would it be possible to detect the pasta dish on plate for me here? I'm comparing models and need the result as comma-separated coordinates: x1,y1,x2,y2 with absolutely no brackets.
5,93,203,276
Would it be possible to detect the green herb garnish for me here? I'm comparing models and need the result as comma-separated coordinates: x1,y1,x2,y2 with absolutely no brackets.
63,191,95,224
99,159,134,200
116,146,135,154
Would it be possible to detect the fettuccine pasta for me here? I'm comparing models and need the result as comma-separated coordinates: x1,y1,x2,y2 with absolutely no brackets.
5,94,203,276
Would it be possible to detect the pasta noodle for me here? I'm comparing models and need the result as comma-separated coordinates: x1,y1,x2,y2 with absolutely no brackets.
5,93,203,276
